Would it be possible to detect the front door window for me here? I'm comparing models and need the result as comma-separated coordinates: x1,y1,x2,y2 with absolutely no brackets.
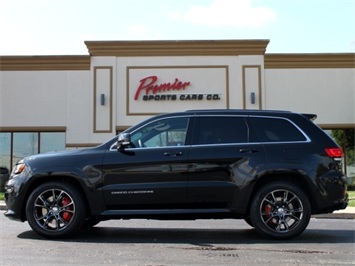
130,117,189,148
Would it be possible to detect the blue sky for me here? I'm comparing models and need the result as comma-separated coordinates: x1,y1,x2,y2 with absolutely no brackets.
0,0,354,55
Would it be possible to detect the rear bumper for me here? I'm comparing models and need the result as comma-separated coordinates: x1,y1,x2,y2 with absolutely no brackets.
314,192,349,214
313,169,349,213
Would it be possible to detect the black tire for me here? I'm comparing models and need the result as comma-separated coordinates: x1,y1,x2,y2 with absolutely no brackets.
250,181,311,240
82,218,101,229
26,182,86,238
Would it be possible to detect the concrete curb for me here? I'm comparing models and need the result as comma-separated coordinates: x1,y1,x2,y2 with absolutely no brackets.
1,200,354,219
312,207,355,219
313,198,355,219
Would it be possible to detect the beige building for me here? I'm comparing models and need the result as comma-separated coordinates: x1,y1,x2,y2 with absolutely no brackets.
0,40,354,180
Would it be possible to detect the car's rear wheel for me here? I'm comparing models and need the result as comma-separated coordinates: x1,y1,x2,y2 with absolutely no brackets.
26,182,86,238
250,181,311,240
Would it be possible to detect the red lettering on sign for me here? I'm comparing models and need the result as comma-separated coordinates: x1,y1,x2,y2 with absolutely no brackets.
134,76,190,100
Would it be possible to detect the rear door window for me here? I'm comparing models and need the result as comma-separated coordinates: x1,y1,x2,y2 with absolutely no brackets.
194,116,248,145
249,117,307,142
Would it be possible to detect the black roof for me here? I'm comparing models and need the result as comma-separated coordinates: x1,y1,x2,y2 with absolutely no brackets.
185,109,292,114
185,109,317,120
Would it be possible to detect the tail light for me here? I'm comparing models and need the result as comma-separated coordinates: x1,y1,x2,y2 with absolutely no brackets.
325,147,343,170
325,148,343,158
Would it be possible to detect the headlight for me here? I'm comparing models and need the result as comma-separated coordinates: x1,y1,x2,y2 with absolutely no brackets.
12,162,26,175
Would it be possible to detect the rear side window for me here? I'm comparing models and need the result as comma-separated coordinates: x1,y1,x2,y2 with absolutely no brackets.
195,116,248,144
249,117,307,142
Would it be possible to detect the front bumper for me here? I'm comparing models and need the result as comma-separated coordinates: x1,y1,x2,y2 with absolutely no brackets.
4,209,22,221
3,177,29,222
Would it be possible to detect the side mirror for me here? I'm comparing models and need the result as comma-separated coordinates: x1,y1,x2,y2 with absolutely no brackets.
117,133,131,150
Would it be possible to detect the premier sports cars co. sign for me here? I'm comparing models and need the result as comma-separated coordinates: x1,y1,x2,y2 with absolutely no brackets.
127,66,228,114
134,75,221,101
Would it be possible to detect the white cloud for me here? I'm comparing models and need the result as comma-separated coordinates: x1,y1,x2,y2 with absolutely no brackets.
171,0,276,28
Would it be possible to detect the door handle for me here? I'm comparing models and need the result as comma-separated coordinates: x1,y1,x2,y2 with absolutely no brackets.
239,149,258,153
164,152,183,157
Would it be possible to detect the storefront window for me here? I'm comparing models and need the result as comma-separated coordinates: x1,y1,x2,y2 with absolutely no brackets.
13,133,39,167
0,131,65,171
0,133,11,171
40,132,65,153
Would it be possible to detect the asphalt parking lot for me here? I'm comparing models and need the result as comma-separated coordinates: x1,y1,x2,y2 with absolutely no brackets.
1,208,354,266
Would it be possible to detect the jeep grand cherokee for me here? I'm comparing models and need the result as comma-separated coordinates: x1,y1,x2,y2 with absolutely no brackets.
4,110,348,240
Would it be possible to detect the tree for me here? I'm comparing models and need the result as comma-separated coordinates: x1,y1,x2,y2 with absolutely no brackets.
331,129,354,165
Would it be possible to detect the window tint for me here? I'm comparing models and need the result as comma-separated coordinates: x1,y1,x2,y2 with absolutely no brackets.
250,117,307,142
196,116,248,144
131,117,189,148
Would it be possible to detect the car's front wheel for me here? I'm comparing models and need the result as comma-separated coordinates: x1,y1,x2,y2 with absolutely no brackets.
26,182,86,238
250,181,311,240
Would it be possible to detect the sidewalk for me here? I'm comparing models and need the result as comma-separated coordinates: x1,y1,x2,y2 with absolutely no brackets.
0,200,354,219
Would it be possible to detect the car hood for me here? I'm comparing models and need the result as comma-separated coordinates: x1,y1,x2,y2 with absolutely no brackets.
21,148,90,168
26,148,88,160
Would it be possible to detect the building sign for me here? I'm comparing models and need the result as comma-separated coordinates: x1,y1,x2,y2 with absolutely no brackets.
127,66,229,115
134,75,222,101
134,76,191,101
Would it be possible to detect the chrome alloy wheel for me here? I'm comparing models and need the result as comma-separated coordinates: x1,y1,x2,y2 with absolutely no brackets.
32,189,76,231
259,189,304,233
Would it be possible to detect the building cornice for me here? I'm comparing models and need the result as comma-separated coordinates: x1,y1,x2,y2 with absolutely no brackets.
1,46,354,70
0,55,91,71
84,40,270,56
0,127,66,132
265,53,355,69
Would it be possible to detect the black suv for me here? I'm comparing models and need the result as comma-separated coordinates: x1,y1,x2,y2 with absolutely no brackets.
4,110,348,240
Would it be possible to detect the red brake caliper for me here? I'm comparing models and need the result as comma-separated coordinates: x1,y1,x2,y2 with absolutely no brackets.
264,204,278,225
264,204,272,219
61,196,73,222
